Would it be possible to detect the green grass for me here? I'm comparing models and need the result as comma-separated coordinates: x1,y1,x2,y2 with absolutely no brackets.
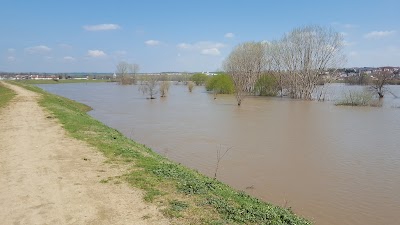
9,81,312,225
14,79,112,85
0,82,16,109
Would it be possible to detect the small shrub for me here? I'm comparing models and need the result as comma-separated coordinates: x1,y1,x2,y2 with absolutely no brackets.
160,81,170,97
336,90,376,106
187,81,195,92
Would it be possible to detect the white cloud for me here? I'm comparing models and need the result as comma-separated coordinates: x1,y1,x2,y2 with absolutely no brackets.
177,43,191,49
87,50,106,57
63,56,76,61
7,56,16,61
224,32,235,38
83,24,121,31
331,22,358,29
177,41,226,55
364,30,396,39
201,48,221,56
145,40,161,46
25,45,51,54
7,48,16,53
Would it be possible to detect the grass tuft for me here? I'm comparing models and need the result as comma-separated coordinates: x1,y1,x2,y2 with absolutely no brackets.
0,82,16,109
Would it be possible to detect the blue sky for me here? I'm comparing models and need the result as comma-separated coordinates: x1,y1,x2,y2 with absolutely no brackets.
1,0,399,73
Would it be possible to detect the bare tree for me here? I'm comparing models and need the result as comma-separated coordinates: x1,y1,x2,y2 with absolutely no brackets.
139,76,158,99
159,75,170,97
116,61,139,85
224,42,267,106
132,63,140,76
187,81,195,92
370,71,393,98
274,25,345,100
214,145,233,179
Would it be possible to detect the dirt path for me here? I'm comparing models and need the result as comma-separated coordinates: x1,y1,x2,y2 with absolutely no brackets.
0,82,170,225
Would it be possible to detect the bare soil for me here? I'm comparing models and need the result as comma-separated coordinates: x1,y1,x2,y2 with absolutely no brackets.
0,82,170,225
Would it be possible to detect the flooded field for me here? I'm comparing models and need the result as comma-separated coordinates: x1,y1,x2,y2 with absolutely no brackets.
38,82,400,225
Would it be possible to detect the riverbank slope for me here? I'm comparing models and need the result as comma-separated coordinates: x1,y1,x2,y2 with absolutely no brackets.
2,81,311,224
0,81,170,225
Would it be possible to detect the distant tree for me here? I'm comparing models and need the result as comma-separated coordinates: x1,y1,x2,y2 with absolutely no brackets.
206,73,235,98
191,73,209,86
345,73,371,85
159,75,170,97
224,42,267,106
272,25,345,100
370,71,393,98
116,61,138,85
139,76,158,99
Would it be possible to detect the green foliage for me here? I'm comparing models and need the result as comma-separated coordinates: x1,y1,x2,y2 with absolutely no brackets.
254,74,279,96
12,81,312,225
191,73,209,86
206,73,235,94
151,162,311,224
0,83,16,109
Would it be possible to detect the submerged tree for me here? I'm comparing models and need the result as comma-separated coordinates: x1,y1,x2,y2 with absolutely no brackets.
205,73,235,99
159,75,170,97
273,25,345,100
370,71,393,98
224,42,267,106
191,73,209,86
187,81,195,92
139,76,158,99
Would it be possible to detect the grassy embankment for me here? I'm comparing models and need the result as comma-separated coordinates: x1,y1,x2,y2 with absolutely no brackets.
10,81,311,225
0,82,16,109
15,79,111,85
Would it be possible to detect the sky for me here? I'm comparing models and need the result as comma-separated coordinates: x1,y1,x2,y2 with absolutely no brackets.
1,0,399,73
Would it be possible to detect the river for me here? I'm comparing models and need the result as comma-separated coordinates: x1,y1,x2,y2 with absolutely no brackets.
38,82,400,225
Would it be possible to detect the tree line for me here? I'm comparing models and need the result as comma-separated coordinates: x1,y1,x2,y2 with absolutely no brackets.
224,25,345,105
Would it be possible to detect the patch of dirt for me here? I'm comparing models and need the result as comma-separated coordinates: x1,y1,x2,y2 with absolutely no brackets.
0,82,170,225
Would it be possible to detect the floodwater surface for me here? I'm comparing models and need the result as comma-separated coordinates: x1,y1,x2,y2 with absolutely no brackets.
39,83,400,225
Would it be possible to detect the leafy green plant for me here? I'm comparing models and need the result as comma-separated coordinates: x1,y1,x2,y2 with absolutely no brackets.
191,73,209,86
206,73,235,95
254,74,279,96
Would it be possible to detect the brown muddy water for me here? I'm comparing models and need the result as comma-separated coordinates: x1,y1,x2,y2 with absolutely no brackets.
39,83,400,225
